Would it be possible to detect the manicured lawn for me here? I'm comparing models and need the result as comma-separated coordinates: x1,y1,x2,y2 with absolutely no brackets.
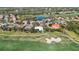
0,39,79,51
0,31,79,51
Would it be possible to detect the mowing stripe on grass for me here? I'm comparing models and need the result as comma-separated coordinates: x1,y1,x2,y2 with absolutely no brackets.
0,33,47,37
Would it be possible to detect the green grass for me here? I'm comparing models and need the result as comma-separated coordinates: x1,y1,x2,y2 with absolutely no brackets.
0,35,79,51
0,39,79,51
0,31,79,51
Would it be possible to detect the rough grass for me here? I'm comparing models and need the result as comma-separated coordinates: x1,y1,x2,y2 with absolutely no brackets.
65,30,79,43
